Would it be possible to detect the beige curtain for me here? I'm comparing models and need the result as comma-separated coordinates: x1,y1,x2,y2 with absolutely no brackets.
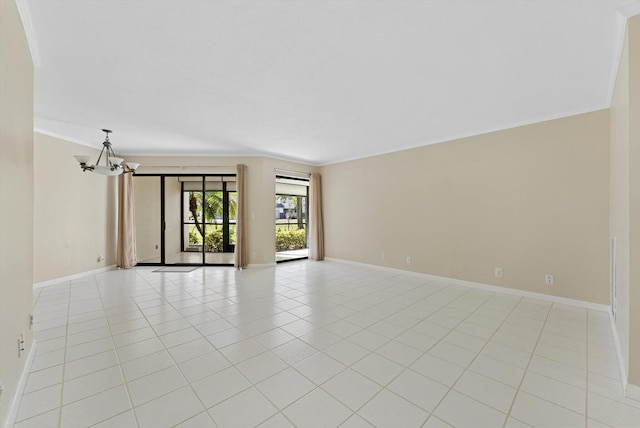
117,172,137,268
309,172,324,261
235,164,248,269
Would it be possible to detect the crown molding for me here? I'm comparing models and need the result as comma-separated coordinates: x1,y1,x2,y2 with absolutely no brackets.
14,0,41,68
607,2,640,106
619,1,640,18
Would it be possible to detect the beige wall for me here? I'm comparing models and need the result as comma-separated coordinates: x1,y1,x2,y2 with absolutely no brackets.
33,133,117,283
134,176,162,263
164,177,182,256
321,110,610,304
125,156,317,265
610,14,640,390
0,1,34,425
629,13,640,391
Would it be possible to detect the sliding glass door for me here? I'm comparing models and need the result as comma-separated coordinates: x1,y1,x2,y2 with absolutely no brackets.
134,174,236,266
181,176,237,265
275,176,309,262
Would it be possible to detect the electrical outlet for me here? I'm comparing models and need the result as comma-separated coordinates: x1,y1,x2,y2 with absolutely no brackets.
545,274,554,285
495,267,503,278
406,256,411,264
381,252,386,261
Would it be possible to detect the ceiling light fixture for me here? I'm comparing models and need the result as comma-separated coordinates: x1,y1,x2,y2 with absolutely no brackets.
74,129,140,176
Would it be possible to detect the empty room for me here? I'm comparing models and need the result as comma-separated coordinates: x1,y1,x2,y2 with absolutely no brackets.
1,0,640,427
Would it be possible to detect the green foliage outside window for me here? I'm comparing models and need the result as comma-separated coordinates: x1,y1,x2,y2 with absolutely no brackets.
189,226,235,252
275,229,306,251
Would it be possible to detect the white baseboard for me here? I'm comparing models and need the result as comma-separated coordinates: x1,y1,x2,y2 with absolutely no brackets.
4,340,36,428
612,310,640,402
246,263,277,269
610,312,629,393
325,258,610,312
33,265,117,288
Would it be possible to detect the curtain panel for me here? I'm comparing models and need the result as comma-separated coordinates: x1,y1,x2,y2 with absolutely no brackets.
235,164,248,269
309,172,325,261
117,173,137,268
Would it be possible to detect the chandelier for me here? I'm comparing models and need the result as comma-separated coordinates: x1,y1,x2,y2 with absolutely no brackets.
74,129,140,176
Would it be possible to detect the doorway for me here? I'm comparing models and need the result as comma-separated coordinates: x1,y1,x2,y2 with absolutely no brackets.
134,174,236,266
275,176,309,262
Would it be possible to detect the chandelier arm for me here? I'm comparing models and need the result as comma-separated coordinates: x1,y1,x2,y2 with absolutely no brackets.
95,144,107,166
107,145,116,169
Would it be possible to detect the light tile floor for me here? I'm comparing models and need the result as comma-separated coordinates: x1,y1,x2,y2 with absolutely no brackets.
13,261,640,427
140,252,235,265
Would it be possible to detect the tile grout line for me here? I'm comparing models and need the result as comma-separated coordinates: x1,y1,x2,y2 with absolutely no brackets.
502,302,593,427
216,271,411,425
319,280,476,425
116,271,217,426
50,278,99,424
373,284,521,425
132,269,223,425
498,302,553,428
219,268,393,425
95,270,142,428
55,277,74,428
423,292,527,427
326,284,511,426
138,268,277,427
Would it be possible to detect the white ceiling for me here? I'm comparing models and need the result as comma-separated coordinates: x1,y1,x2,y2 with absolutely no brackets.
22,0,638,165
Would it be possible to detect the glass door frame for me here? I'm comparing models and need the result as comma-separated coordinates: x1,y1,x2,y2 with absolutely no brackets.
275,175,310,263
134,173,236,266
